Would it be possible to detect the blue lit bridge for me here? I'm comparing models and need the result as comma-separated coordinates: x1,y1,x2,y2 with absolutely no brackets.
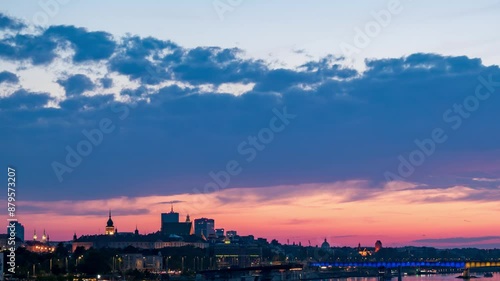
309,261,500,269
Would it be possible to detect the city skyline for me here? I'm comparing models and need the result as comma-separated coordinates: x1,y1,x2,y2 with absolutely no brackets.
18,201,500,249
2,1,500,250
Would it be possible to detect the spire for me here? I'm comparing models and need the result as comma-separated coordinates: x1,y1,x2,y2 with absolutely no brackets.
186,214,191,222
33,229,37,241
107,211,114,227
134,225,139,235
170,203,174,213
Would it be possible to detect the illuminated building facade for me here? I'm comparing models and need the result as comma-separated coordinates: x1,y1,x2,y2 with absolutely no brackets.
375,240,383,252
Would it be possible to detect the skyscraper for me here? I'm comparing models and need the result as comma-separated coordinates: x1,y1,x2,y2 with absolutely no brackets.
194,218,215,238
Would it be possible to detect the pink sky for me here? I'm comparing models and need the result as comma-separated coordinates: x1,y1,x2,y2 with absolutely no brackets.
17,180,500,248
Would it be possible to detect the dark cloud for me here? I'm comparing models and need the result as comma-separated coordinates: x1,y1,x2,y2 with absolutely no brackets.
57,74,95,96
100,77,113,89
44,25,116,62
0,89,52,110
0,13,25,31
123,36,178,58
0,33,58,65
109,56,170,84
121,86,148,97
1,13,500,202
3,53,500,202
0,71,18,84
22,205,150,217
156,200,186,205
171,47,267,85
107,36,177,84
59,94,115,111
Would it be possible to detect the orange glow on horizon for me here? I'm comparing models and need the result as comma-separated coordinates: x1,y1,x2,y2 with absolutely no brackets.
18,180,500,247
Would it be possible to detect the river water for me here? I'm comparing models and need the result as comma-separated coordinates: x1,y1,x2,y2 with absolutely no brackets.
323,273,500,281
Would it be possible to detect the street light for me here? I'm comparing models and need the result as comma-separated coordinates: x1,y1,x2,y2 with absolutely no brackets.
182,256,185,272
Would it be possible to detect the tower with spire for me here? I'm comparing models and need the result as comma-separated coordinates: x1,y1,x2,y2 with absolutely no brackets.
105,210,115,235
160,202,192,235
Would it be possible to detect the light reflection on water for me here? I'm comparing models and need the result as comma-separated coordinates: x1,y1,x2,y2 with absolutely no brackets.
322,273,500,281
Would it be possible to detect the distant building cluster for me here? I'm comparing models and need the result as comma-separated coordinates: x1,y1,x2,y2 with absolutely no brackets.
1,205,388,271
68,206,264,268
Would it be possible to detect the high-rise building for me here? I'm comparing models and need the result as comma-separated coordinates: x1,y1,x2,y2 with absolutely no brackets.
226,230,237,238
194,218,215,238
161,205,180,224
215,228,225,238
160,206,192,236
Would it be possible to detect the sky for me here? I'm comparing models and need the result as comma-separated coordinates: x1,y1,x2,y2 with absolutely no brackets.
1,1,500,248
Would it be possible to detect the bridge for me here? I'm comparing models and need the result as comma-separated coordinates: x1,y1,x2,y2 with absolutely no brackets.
309,261,500,269
197,263,304,281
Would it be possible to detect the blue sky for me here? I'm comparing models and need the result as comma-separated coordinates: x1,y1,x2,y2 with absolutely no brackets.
1,1,500,245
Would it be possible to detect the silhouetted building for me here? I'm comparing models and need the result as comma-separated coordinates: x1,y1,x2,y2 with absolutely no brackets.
194,218,215,238
72,232,208,252
226,230,237,238
161,205,180,224
375,240,383,252
216,228,225,238
106,211,115,235
161,207,192,236
321,238,330,249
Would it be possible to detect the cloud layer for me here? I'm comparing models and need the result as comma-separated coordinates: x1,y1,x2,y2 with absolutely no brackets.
1,12,500,211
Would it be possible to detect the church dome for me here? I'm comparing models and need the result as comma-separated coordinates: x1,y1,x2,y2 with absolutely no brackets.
107,211,114,227
321,238,330,249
